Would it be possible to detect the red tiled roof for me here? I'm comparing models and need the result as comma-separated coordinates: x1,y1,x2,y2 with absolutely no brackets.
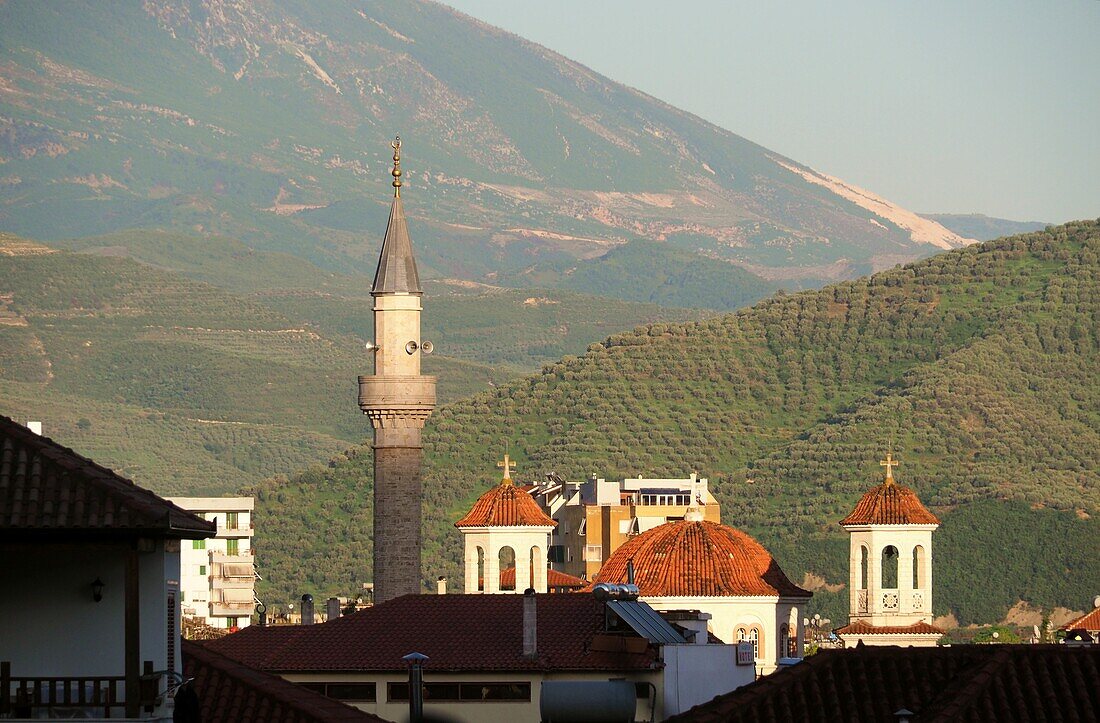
499,567,586,590
665,645,1100,723
182,639,384,723
1061,606,1100,632
835,620,944,636
455,480,555,528
840,480,940,526
593,520,811,598
205,593,657,673
0,416,214,538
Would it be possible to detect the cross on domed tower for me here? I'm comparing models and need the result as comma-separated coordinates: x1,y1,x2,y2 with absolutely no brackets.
358,137,437,603
837,453,943,647
455,457,556,594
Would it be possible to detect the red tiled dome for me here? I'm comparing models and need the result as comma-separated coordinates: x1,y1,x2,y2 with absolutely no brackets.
455,480,555,528
840,480,940,526
593,519,810,598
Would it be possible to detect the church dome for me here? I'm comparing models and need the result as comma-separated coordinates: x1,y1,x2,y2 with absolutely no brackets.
454,475,555,529
840,456,940,526
593,517,810,598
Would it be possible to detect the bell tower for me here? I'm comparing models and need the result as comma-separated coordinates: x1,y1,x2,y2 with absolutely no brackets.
837,453,943,647
358,137,436,603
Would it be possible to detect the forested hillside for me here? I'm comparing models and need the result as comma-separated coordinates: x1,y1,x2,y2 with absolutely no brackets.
0,232,697,491
252,221,1099,625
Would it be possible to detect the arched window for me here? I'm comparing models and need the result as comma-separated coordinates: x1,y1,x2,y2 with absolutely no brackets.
881,545,899,588
736,626,763,660
529,546,542,590
913,545,926,589
476,546,485,592
860,545,869,590
498,546,516,591
779,624,789,659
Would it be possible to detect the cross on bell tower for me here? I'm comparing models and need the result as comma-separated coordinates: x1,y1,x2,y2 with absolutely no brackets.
880,453,898,483
497,454,516,485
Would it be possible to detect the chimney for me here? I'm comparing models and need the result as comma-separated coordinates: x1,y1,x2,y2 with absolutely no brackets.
300,594,315,625
326,597,340,622
26,421,42,436
522,589,537,658
436,576,447,595
626,559,635,585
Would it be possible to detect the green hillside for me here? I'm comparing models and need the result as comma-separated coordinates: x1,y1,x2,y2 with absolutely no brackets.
0,231,701,491
1,0,970,298
251,222,1100,625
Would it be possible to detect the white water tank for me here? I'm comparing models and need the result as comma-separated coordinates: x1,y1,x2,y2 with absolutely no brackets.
540,680,636,722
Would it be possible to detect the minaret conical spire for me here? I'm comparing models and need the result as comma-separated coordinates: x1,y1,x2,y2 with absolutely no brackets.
371,137,422,295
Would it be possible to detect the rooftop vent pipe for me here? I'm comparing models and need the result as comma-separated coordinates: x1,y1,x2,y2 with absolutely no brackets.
300,594,314,625
523,589,538,658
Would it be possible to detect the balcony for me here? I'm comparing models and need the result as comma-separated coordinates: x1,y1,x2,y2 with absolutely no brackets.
2,662,168,720
213,521,254,538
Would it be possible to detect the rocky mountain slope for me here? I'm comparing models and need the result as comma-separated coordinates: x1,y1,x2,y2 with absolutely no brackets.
251,222,1099,625
1,0,972,297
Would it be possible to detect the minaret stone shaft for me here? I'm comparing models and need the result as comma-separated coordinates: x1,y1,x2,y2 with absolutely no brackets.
358,137,436,603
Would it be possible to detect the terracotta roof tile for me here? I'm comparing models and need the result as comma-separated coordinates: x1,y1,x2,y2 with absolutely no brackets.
593,520,811,598
499,567,586,590
835,620,944,636
0,416,214,538
455,480,555,528
665,645,1100,723
205,594,656,673
183,639,384,722
840,480,940,526
1061,606,1100,632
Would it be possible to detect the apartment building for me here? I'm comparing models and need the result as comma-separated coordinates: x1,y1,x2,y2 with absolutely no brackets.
166,497,257,630
529,473,721,580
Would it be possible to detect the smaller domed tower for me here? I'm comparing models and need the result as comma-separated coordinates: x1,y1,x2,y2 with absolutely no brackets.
838,454,943,647
455,455,556,594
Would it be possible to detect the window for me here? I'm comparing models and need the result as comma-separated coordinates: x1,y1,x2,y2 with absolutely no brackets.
476,546,485,592
881,545,899,588
913,545,925,589
226,512,238,530
226,538,239,556
192,539,205,550
584,544,603,562
736,626,762,659
498,546,516,590
198,565,207,576
388,682,530,703
860,545,869,590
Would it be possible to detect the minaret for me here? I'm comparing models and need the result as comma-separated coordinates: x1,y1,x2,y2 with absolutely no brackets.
358,137,437,603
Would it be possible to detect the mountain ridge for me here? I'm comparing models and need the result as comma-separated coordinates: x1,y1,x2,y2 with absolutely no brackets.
1,0,972,295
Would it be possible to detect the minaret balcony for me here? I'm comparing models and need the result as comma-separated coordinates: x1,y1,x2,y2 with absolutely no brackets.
358,374,437,427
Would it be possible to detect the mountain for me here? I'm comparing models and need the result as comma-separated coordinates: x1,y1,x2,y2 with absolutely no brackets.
1,0,972,300
250,222,1100,626
922,214,1050,242
0,231,696,492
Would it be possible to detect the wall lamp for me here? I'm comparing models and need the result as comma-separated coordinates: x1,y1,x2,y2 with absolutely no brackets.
91,577,104,603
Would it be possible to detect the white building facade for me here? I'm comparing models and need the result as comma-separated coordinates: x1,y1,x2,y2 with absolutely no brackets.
166,497,257,629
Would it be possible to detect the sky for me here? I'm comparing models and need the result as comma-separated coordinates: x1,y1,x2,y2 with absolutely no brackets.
443,0,1099,223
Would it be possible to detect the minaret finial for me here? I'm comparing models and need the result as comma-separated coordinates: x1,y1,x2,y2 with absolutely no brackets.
497,453,516,486
391,136,402,197
880,452,899,484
